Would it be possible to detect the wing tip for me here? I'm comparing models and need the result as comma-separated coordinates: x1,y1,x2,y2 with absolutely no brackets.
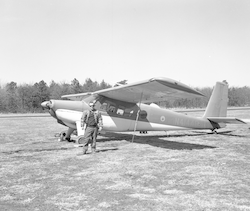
151,77,205,97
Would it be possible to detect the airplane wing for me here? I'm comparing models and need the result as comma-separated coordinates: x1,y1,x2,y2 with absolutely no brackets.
61,92,92,101
93,77,204,103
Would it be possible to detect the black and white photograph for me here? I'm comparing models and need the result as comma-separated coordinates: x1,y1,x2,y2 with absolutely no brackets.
1,0,250,210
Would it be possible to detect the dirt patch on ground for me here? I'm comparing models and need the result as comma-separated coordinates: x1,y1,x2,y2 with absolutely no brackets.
1,111,250,210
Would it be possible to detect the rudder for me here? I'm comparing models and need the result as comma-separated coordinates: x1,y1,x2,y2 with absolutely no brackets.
203,82,228,118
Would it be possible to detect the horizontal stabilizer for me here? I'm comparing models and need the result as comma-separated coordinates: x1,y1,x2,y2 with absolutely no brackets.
207,117,248,124
241,119,250,124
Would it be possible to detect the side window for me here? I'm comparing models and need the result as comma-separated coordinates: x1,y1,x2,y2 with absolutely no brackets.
139,110,147,119
100,102,108,111
108,105,116,113
117,108,124,115
94,100,102,110
124,108,134,117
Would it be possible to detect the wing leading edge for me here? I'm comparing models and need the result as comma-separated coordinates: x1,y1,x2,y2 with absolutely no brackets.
94,77,204,103
62,92,92,101
62,77,204,103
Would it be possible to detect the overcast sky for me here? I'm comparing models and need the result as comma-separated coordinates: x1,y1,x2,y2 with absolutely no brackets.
1,0,250,87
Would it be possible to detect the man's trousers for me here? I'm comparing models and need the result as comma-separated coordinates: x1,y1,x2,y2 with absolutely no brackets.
82,126,98,153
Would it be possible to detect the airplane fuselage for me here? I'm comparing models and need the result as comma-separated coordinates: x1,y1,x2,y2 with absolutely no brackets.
46,95,217,132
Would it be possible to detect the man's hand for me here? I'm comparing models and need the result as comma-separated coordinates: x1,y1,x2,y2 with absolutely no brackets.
98,126,103,132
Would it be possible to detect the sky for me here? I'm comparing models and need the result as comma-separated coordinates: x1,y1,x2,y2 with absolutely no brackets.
1,0,250,88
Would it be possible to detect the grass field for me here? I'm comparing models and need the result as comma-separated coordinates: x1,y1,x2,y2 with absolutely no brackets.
0,110,250,211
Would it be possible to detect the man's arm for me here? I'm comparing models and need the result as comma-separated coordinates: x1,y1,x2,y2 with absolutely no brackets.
81,111,87,130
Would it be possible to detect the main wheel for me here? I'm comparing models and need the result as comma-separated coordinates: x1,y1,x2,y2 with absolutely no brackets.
59,132,67,142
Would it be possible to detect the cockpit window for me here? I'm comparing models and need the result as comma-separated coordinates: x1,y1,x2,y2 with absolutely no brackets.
100,102,108,111
98,98,137,118
124,108,134,117
117,108,124,115
139,110,147,119
108,105,116,113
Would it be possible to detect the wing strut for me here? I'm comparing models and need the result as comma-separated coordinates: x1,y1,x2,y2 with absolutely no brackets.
132,92,143,142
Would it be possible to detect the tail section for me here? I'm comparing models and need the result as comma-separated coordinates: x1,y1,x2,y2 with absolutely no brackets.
203,82,228,118
203,82,249,127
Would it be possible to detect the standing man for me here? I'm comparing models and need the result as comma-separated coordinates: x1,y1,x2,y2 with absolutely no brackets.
80,101,103,154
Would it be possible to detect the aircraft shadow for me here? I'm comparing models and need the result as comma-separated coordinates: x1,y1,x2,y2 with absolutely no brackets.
97,132,216,150
1,147,71,155
96,148,119,153
192,130,248,138
132,137,216,150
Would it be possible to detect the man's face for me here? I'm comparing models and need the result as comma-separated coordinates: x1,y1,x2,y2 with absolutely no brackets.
89,104,95,110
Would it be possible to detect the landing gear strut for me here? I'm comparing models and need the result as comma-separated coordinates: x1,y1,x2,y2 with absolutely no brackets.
211,129,218,134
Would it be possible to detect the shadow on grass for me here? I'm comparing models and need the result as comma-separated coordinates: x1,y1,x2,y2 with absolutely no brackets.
192,130,248,138
98,132,216,150
98,131,207,141
97,148,119,153
134,138,216,150
1,132,217,155
1,147,72,155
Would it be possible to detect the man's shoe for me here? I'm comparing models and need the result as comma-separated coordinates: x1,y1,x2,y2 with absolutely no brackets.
65,137,71,142
91,147,96,154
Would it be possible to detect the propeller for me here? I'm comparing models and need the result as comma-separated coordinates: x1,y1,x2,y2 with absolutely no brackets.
41,101,52,109
41,100,57,119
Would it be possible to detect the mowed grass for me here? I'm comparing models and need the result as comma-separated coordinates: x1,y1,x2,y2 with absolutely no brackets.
0,110,250,211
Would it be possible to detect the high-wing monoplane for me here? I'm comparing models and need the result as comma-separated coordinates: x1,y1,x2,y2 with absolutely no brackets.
41,77,250,141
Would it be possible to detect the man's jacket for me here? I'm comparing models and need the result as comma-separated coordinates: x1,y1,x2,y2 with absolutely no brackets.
81,110,103,128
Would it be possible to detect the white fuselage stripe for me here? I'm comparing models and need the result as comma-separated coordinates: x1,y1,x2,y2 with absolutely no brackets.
55,109,210,132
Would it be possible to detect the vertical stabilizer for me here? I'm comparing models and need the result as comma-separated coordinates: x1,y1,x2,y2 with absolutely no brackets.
203,82,228,117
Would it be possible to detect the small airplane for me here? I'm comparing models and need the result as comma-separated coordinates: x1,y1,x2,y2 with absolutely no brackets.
41,77,250,142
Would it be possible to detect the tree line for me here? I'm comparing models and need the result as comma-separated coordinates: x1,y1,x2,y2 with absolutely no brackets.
0,78,111,113
158,85,250,109
0,78,249,113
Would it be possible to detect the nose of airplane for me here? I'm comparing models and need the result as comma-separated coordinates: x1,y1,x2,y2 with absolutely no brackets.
41,101,51,109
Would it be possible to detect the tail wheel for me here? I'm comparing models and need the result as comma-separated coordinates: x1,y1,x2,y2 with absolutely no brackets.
211,129,218,134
